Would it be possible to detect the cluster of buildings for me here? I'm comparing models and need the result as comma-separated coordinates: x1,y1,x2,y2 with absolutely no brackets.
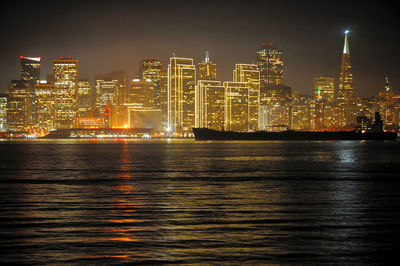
0,31,399,137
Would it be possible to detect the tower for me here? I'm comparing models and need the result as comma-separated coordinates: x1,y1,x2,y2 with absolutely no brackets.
256,42,283,88
167,57,196,133
198,51,217,81
337,30,354,105
53,56,79,128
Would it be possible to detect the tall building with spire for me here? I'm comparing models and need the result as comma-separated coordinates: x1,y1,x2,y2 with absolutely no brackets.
337,30,357,127
198,51,217,81
337,30,354,105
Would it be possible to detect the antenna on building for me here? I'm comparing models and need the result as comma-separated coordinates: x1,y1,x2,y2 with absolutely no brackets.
205,51,210,63
172,53,176,58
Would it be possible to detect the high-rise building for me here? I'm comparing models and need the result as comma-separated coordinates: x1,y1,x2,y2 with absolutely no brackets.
127,79,155,108
137,58,162,109
223,81,250,132
77,79,92,116
337,31,354,105
233,64,260,130
314,76,335,103
198,51,217,81
20,56,41,87
95,71,128,127
336,30,357,128
167,57,196,133
159,70,168,129
378,77,395,129
256,42,283,88
0,94,7,131
35,81,56,130
195,80,225,130
95,79,118,115
6,80,32,130
53,57,79,128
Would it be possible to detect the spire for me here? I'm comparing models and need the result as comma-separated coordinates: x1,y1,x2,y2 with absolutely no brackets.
343,30,350,54
205,51,210,63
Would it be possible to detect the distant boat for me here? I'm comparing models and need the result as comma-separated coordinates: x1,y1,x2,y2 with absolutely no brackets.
193,128,397,141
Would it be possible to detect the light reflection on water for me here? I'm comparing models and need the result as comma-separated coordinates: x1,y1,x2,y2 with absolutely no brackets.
0,139,399,264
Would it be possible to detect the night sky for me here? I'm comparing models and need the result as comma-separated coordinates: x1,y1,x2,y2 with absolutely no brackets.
1,0,398,96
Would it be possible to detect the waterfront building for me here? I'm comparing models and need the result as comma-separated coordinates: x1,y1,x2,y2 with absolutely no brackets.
34,81,56,130
53,57,79,129
167,57,196,133
160,70,168,129
6,80,32,130
233,64,260,131
223,81,249,132
198,51,217,81
195,80,225,130
137,58,162,109
0,94,7,131
94,71,128,127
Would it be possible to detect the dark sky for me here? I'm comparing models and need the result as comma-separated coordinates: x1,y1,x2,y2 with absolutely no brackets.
1,0,399,96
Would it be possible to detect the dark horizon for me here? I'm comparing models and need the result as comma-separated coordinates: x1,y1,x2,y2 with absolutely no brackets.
1,0,399,96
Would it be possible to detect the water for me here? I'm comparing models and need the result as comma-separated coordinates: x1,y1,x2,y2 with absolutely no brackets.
1,139,400,264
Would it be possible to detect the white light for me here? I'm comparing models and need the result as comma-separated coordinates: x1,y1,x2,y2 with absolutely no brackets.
345,30,350,34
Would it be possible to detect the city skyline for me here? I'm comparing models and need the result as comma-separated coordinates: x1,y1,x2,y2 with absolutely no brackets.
1,0,399,97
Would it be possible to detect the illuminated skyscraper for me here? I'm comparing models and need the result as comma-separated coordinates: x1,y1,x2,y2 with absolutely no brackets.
6,80,32,130
160,70,168,129
35,82,56,130
195,80,225,130
127,79,155,108
314,76,335,103
95,79,118,114
337,30,357,127
223,81,250,132
378,77,395,129
53,57,79,128
337,30,354,105
256,42,283,88
0,94,7,131
95,71,128,127
233,64,260,130
20,56,41,87
77,79,92,116
137,58,162,108
198,51,217,80
167,57,196,133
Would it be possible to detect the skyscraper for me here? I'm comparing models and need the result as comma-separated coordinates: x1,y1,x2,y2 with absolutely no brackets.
35,81,56,130
233,64,260,130
195,80,225,130
20,56,41,87
137,58,162,109
6,80,32,130
167,57,196,133
256,42,283,88
95,71,128,127
223,81,250,132
337,30,357,127
127,79,155,108
53,57,79,129
0,94,8,131
198,51,217,81
337,30,354,105
314,76,335,103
